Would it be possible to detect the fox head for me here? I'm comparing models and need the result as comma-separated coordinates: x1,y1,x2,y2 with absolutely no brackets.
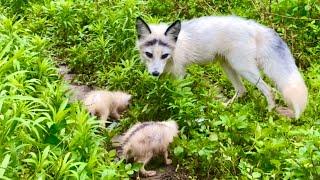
135,17,181,76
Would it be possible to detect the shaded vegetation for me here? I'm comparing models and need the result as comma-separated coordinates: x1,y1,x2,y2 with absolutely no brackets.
0,0,319,179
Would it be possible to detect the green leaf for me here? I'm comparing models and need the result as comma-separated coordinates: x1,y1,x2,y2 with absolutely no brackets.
252,172,261,179
44,134,60,145
0,154,11,177
209,133,218,141
174,146,184,156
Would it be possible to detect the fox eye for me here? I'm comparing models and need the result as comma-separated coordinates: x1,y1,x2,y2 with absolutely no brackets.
145,52,153,58
161,53,169,59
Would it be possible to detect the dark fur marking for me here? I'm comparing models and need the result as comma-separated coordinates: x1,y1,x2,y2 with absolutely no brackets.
272,32,288,59
158,40,169,47
270,30,296,72
136,17,152,39
122,122,167,146
164,20,181,42
273,36,288,60
143,39,158,46
143,39,170,48
122,122,153,146
275,37,286,51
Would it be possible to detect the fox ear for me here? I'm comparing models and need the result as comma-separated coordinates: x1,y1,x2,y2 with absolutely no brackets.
164,20,181,42
136,17,151,39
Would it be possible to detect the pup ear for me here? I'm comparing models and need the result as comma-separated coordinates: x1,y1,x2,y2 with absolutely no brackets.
164,20,181,42
136,17,151,39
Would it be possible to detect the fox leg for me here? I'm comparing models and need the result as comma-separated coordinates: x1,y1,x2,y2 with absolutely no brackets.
227,55,276,111
220,60,247,106
138,153,156,177
163,150,172,165
235,69,275,111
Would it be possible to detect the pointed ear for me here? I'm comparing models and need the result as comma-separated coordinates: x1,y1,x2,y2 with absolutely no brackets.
164,20,181,42
136,17,151,39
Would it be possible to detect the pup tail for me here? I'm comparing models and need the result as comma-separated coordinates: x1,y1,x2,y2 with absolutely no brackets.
261,35,308,119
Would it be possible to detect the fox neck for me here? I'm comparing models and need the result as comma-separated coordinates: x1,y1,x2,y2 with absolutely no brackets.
164,29,196,76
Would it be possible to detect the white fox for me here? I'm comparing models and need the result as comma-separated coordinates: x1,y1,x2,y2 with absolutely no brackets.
135,16,308,119
112,120,179,177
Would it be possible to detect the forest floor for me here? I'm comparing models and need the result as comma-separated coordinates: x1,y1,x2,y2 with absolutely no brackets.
57,64,189,180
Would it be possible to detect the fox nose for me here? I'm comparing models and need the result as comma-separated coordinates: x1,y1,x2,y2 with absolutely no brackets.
152,71,160,76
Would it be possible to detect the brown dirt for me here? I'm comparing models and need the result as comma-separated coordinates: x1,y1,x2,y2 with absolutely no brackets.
135,164,189,180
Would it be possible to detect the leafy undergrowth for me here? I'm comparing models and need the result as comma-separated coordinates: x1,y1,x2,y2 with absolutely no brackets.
0,15,138,179
1,0,320,179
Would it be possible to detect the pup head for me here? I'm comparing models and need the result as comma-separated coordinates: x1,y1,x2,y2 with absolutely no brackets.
162,120,179,140
112,91,132,112
136,17,181,77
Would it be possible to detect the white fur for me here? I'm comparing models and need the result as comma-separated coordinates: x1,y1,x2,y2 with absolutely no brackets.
84,90,131,126
113,120,179,177
136,16,308,118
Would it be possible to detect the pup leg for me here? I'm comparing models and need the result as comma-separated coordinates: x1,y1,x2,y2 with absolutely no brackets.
220,60,246,106
88,109,96,116
110,109,121,120
138,153,156,177
163,150,172,165
99,109,110,127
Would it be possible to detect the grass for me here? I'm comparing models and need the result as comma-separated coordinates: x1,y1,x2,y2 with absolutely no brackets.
0,0,319,179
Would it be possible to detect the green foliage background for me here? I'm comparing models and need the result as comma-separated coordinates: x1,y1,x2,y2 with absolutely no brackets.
0,0,319,179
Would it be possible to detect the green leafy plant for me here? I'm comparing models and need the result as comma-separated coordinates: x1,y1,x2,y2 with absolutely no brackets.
0,0,319,179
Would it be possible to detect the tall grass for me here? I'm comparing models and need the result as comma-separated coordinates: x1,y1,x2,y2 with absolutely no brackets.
0,0,319,179
0,14,137,179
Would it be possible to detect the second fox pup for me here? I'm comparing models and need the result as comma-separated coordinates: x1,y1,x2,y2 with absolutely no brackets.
84,90,131,126
112,120,179,177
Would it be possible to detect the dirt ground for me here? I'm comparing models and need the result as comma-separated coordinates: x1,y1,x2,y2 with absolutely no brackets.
137,165,189,180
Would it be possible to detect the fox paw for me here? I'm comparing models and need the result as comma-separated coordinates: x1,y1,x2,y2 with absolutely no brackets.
276,107,295,118
165,159,172,165
144,170,157,177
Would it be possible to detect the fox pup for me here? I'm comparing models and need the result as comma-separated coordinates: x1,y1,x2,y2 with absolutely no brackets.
84,90,131,126
112,120,179,177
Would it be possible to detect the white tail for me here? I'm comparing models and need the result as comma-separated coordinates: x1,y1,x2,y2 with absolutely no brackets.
264,65,308,119
260,32,308,119
280,74,308,118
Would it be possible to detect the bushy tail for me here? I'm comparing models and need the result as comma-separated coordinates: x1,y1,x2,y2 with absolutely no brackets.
280,74,308,118
261,35,308,118
264,64,308,119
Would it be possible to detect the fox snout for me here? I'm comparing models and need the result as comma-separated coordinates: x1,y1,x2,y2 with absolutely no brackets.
148,63,164,77
151,71,160,76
